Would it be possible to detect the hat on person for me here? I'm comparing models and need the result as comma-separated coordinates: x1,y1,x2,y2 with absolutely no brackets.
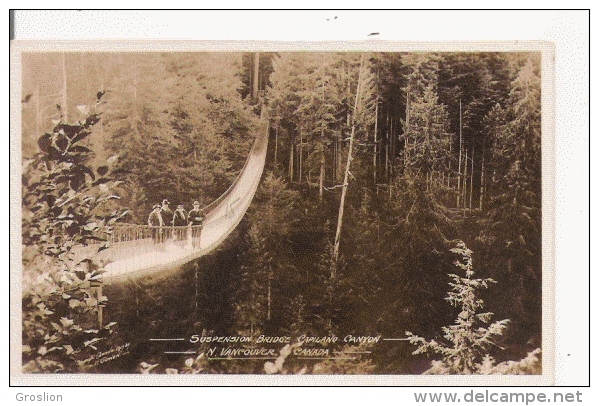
177,204,184,209
153,204,160,209
193,201,200,206
162,199,170,205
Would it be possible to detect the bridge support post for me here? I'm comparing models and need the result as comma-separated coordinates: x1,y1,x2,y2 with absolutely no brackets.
97,286,103,328
195,261,199,310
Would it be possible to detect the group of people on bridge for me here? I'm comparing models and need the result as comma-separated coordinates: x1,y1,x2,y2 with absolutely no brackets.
147,199,206,245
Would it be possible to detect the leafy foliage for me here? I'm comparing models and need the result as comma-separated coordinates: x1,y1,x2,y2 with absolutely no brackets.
21,93,125,372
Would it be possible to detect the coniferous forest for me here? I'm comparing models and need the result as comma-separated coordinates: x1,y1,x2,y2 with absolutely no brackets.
20,51,543,375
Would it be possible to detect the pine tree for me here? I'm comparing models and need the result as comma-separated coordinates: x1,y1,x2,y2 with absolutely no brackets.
401,54,453,203
234,172,300,334
406,241,509,374
479,57,542,328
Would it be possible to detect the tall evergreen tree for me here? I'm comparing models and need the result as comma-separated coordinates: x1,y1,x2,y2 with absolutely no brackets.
235,172,300,335
478,58,542,341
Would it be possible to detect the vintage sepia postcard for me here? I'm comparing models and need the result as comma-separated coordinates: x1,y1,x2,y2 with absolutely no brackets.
10,41,555,386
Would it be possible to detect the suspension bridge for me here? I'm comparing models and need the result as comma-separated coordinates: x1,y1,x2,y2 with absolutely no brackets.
93,117,269,283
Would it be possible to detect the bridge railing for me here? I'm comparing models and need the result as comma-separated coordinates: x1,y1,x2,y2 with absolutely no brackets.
91,224,202,263
108,223,211,243
90,203,237,263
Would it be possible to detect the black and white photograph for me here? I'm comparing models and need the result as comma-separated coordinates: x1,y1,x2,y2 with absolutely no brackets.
13,44,552,383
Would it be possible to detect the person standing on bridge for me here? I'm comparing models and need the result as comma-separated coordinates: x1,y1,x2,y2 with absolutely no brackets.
173,204,188,226
148,204,163,243
188,200,206,248
172,204,188,242
160,199,174,226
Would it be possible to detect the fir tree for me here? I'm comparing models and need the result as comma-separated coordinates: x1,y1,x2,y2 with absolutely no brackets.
478,57,542,335
234,172,300,334
405,241,510,374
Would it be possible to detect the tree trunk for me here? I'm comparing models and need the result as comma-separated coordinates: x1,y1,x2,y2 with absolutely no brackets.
267,267,272,321
274,123,278,166
385,114,390,181
373,96,379,183
319,128,325,200
470,147,474,209
336,134,343,181
385,141,389,181
289,133,295,181
447,135,452,188
456,99,462,207
390,119,395,179
96,286,103,328
61,52,68,122
135,284,139,318
252,52,260,102
333,54,364,272
35,82,40,135
479,140,485,210
195,264,199,309
132,61,140,140
298,131,303,185
333,135,337,181
405,89,410,172
447,142,453,189
95,54,106,139
462,149,469,209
